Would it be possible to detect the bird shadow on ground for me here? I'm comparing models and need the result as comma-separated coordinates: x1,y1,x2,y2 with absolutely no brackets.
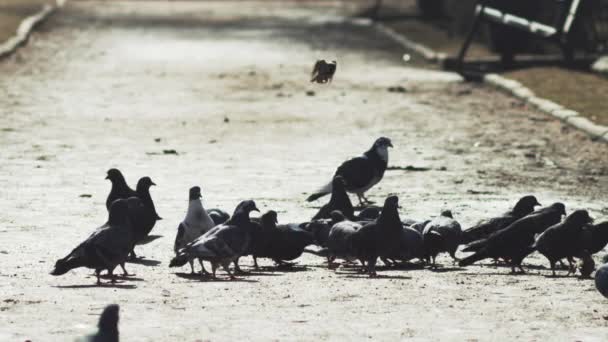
428,266,466,273
174,272,259,283
99,274,145,282
338,272,412,280
136,235,163,245
53,283,137,289
126,258,162,267
252,265,309,273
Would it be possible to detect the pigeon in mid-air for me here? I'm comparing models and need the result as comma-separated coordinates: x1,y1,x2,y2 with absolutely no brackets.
105,169,137,211
310,60,337,84
76,304,120,342
307,137,393,205
459,203,566,273
533,210,594,276
51,199,138,284
173,186,217,274
461,195,541,244
170,200,259,279
421,210,462,267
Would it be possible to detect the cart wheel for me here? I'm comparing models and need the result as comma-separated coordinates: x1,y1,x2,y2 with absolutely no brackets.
417,0,445,18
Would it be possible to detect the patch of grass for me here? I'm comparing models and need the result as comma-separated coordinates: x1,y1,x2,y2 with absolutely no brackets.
506,67,608,126
0,0,51,43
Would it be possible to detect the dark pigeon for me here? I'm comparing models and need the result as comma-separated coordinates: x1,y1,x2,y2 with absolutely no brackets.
575,221,608,256
207,208,230,225
170,200,259,279
129,177,162,258
302,210,347,248
255,211,315,266
78,304,120,342
51,199,138,284
312,176,355,221
324,214,363,267
307,137,393,205
382,224,425,266
422,210,462,267
578,250,595,279
459,203,566,273
462,195,541,244
351,195,403,277
311,60,337,84
533,210,594,276
105,169,137,211
173,186,216,274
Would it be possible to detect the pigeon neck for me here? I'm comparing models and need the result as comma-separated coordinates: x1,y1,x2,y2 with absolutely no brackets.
136,187,154,208
329,186,354,217
185,199,213,226
378,205,400,229
228,211,250,226
111,177,129,192
364,147,388,168
512,202,534,216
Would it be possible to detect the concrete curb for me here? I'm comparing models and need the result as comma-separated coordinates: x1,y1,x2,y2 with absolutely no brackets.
0,1,62,60
374,22,608,144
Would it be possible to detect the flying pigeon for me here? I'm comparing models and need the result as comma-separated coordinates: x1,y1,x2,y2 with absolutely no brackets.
174,186,217,274
311,60,337,84
307,137,393,205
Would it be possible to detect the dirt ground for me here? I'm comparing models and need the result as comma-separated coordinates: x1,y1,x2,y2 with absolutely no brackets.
1,1,608,341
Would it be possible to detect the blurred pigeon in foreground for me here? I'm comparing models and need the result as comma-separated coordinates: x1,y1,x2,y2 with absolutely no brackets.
76,304,119,342
311,60,336,83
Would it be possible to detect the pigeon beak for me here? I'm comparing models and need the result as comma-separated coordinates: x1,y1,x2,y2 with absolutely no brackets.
252,206,260,212
388,142,393,148
535,201,542,206
105,175,109,180
151,181,156,186
198,194,202,199
274,217,279,224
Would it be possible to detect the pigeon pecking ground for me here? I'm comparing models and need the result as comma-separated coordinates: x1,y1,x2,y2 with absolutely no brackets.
0,1,607,341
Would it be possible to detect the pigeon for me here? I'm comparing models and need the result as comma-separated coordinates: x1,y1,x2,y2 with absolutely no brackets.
351,195,403,277
422,210,462,267
595,262,608,298
578,250,595,279
207,208,230,225
311,176,355,220
461,195,541,244
105,169,137,211
77,304,120,342
51,199,138,284
310,60,337,84
382,225,425,266
173,186,217,274
533,210,594,276
324,214,363,267
170,200,259,279
129,177,162,258
302,210,347,248
459,203,566,273
256,211,315,266
575,221,608,256
307,137,393,205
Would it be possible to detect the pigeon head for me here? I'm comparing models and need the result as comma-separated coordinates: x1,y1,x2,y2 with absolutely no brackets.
373,137,393,149
50,258,71,276
440,210,454,219
234,200,260,216
262,210,279,226
98,304,120,334
330,210,345,223
108,198,130,224
514,195,541,214
137,177,156,190
566,210,594,225
105,168,126,183
189,186,202,201
550,202,567,216
382,195,399,210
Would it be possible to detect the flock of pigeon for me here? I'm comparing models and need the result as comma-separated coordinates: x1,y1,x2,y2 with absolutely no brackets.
50,137,608,288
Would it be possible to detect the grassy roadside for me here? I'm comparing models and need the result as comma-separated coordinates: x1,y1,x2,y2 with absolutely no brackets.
0,0,52,43
380,7,608,127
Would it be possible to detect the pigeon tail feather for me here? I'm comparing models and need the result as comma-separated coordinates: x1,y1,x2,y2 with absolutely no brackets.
306,181,333,202
458,250,489,267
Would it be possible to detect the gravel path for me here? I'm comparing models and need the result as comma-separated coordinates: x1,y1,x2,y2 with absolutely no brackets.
1,1,607,341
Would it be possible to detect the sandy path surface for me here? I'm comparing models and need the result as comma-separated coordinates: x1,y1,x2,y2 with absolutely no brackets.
1,1,608,341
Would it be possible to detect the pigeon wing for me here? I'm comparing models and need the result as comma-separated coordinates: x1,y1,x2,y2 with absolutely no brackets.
335,156,375,191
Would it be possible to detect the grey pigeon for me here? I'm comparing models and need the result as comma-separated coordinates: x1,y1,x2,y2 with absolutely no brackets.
382,225,425,266
307,137,393,205
422,210,462,267
462,195,541,244
77,304,119,342
51,199,139,284
459,203,566,273
533,210,594,276
173,186,216,274
170,200,259,279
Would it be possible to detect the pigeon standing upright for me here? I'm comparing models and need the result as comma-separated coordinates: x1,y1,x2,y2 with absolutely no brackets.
459,203,566,273
173,186,217,274
310,60,337,84
129,177,162,258
51,199,138,284
533,210,594,276
77,304,120,342
311,176,355,220
105,169,137,211
170,200,259,279
462,195,541,244
307,137,393,205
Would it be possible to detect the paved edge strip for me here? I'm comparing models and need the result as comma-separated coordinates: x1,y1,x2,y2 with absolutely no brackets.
0,0,64,60
373,22,608,144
